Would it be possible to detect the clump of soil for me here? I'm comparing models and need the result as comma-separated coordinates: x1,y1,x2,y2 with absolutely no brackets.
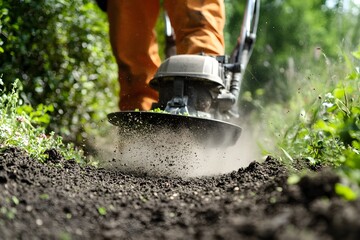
1,147,359,239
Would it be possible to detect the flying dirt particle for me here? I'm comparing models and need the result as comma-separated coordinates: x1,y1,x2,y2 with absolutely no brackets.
36,219,43,226
93,121,261,178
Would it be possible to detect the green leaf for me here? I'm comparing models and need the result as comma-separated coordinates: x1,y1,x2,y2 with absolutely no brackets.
346,72,359,81
333,88,345,99
343,148,360,169
352,50,360,60
12,196,19,205
335,183,357,201
306,157,317,165
287,174,300,185
313,119,335,134
281,148,294,162
39,193,50,200
97,207,107,216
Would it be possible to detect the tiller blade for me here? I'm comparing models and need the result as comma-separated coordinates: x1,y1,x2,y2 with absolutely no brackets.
108,111,241,148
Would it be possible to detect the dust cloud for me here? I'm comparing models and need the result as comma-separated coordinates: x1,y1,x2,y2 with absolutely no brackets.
94,122,261,178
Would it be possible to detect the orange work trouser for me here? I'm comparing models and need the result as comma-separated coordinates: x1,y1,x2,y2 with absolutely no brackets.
107,0,225,110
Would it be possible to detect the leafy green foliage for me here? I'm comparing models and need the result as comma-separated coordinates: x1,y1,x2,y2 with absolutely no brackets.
225,0,360,109
0,0,118,144
291,59,358,161
278,47,360,194
0,79,84,163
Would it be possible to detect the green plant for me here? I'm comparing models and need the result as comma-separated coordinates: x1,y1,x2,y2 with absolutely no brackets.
39,194,50,200
276,46,360,196
0,0,118,145
97,207,107,216
0,79,85,163
335,183,357,201
291,51,358,154
0,196,19,220
0,206,16,220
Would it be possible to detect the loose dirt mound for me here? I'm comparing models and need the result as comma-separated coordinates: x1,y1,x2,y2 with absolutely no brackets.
1,147,359,239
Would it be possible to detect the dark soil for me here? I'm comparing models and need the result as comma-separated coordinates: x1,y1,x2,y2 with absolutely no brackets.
1,147,360,240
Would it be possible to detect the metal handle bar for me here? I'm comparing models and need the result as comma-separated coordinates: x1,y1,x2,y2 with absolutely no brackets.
230,0,260,71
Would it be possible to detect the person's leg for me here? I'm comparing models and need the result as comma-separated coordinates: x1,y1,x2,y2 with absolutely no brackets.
164,0,225,56
107,0,161,110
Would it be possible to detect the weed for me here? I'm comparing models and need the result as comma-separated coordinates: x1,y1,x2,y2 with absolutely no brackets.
335,183,357,201
0,79,85,163
39,194,50,200
252,46,360,198
0,206,16,220
11,196,19,205
97,207,107,216
59,232,72,240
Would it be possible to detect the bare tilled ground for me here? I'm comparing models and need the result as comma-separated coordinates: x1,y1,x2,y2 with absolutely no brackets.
1,147,360,240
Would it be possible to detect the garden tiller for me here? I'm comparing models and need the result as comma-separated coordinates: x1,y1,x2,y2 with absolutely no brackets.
108,0,260,148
